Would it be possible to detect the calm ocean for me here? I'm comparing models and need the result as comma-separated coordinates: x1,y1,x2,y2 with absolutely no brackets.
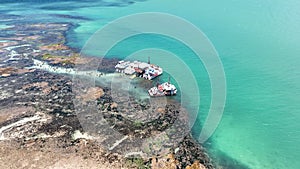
2,0,300,168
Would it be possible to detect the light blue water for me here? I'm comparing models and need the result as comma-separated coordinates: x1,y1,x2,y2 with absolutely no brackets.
2,0,300,168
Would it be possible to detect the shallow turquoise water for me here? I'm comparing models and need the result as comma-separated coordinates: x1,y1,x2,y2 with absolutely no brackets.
2,0,300,168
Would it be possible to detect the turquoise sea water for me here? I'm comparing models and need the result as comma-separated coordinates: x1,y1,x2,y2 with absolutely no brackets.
2,0,300,168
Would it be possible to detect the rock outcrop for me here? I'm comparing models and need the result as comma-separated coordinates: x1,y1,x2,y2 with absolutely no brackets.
0,22,215,169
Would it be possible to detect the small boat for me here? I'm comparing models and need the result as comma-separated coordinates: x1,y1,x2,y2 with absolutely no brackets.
115,57,163,80
148,82,177,97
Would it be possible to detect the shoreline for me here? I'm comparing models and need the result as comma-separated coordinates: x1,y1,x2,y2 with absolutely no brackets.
32,54,214,168
0,21,214,168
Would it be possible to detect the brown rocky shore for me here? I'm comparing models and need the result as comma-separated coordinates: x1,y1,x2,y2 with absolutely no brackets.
0,22,214,169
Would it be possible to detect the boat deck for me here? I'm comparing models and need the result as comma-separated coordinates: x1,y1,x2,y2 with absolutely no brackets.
115,60,162,80
148,82,177,97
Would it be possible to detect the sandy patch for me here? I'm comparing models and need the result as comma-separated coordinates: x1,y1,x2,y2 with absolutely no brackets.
25,35,40,40
76,87,104,102
0,140,127,169
40,44,69,51
0,67,35,77
42,54,93,65
0,106,35,123
0,41,19,48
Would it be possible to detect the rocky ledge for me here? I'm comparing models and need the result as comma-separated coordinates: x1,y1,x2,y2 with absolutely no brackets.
0,22,214,169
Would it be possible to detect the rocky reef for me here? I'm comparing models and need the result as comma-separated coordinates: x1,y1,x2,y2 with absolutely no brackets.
0,22,214,169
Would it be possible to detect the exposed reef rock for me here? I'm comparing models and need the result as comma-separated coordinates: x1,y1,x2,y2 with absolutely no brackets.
0,22,214,169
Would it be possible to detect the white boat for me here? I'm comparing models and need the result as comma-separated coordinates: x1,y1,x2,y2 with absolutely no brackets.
115,59,163,80
148,82,177,97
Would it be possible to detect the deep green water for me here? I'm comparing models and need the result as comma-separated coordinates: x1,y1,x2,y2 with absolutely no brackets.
2,0,300,168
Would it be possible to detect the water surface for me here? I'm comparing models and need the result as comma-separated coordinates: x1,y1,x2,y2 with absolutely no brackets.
1,0,300,168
